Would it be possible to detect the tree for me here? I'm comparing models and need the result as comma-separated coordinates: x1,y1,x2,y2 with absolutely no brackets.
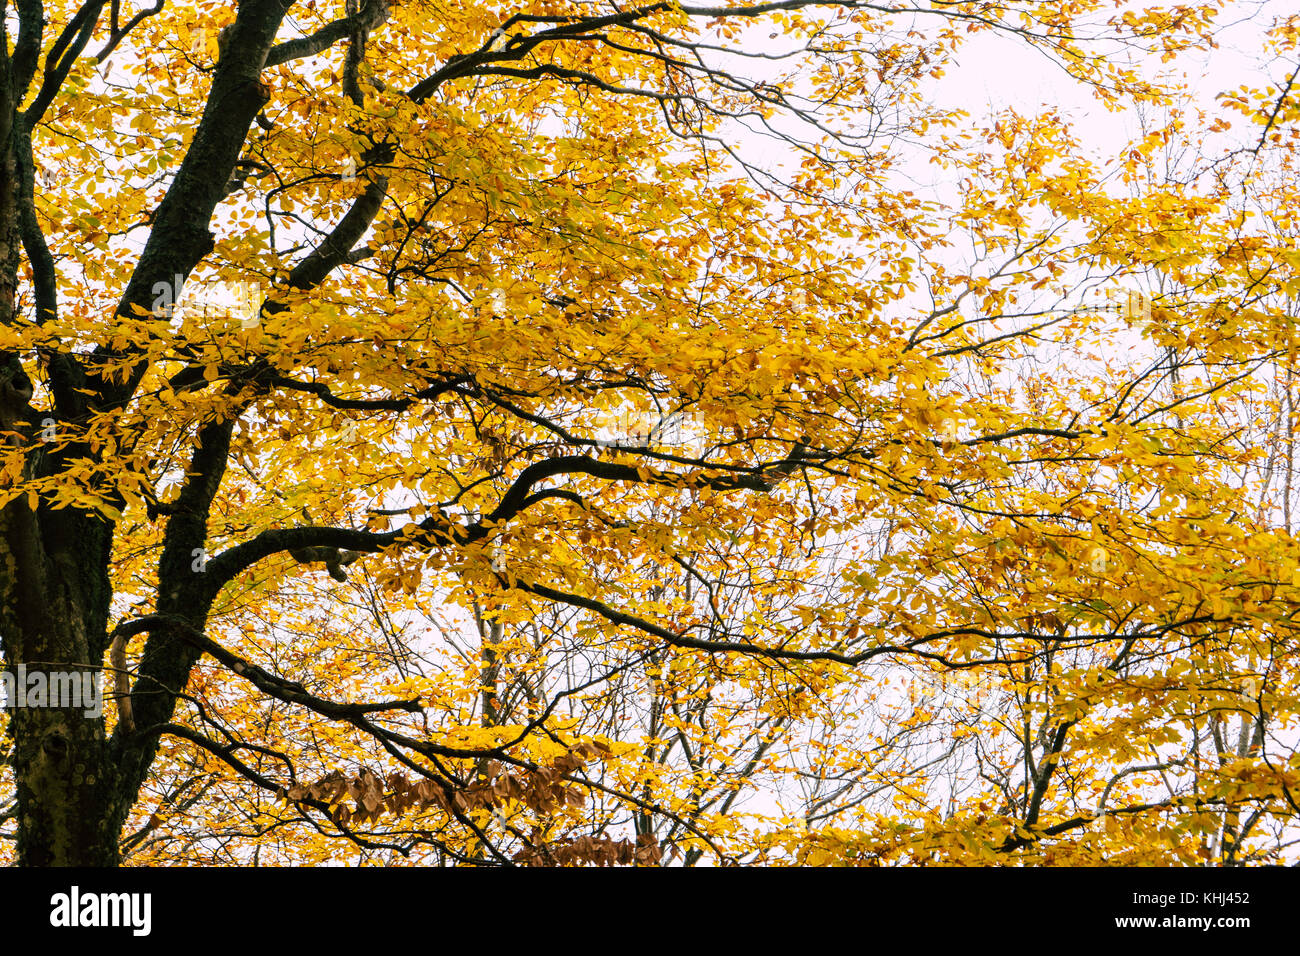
1,0,1298,866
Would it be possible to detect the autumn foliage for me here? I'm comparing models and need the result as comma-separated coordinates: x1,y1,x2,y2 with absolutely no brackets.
0,0,1299,866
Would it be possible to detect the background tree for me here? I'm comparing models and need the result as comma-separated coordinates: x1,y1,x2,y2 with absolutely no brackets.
2,0,1297,866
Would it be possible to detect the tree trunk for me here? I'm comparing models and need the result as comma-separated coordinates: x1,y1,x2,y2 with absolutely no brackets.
1,498,124,864
0,22,123,863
